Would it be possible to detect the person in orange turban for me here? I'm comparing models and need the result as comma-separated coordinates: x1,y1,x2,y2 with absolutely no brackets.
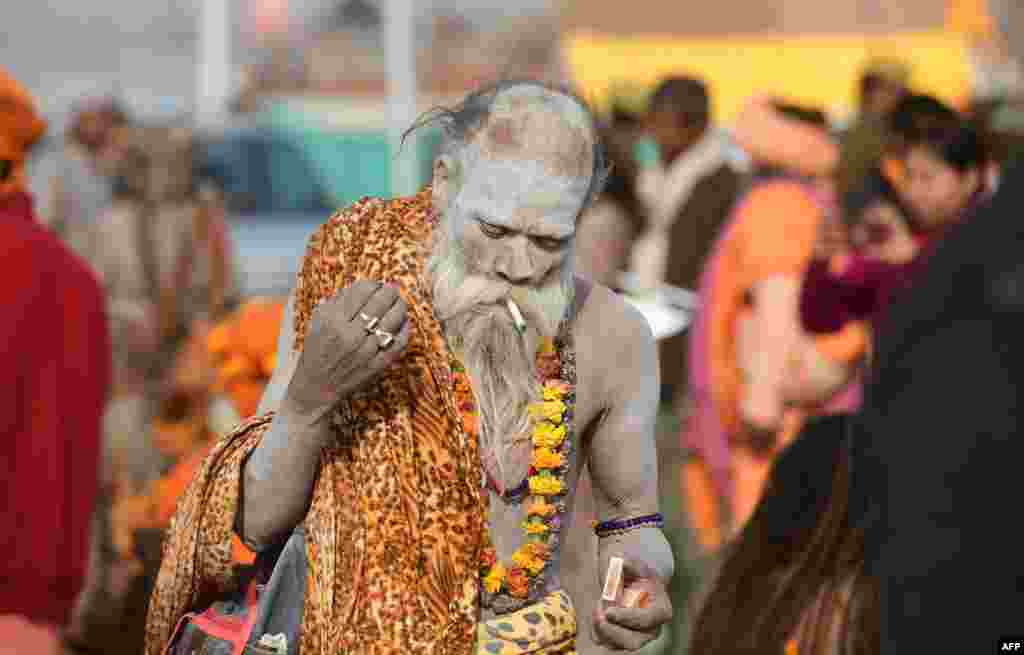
0,68,47,197
0,68,110,653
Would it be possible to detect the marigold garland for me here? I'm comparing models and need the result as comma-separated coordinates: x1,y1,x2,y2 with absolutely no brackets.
452,336,573,608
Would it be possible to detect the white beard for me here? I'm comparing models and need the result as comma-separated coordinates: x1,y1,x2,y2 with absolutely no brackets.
427,219,573,489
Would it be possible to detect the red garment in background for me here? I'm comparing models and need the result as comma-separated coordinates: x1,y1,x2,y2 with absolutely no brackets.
0,191,110,627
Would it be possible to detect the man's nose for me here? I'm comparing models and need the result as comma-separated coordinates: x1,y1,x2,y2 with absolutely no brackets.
495,270,533,285
495,239,535,285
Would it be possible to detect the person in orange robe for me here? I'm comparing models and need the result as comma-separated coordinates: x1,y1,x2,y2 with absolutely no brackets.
683,98,867,552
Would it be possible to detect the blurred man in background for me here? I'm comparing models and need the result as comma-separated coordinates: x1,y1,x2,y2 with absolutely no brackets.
859,0,1024,650
626,76,744,652
836,59,910,197
0,68,110,655
34,96,127,268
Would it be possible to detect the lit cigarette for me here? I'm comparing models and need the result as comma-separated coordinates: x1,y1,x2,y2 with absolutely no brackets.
602,557,624,603
506,298,527,334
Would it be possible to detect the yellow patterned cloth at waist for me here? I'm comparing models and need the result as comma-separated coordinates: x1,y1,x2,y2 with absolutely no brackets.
475,590,576,655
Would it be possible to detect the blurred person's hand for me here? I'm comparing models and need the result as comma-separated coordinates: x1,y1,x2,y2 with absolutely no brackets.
812,213,850,261
853,202,918,265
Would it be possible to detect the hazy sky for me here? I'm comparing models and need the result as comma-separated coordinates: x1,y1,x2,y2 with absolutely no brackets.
7,0,554,122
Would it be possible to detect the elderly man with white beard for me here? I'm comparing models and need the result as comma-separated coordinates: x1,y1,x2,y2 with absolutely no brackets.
145,80,673,655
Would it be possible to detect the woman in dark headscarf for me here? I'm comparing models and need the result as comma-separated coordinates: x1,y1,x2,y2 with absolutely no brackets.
689,414,878,655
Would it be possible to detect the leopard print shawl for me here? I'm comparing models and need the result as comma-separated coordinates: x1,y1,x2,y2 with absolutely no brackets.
144,188,486,654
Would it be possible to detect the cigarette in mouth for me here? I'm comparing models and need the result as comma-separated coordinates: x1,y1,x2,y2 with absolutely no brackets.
506,298,527,334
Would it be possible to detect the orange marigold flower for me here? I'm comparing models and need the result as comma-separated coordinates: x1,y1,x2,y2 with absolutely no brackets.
527,498,556,518
454,373,473,396
511,548,545,576
532,447,563,469
537,356,561,379
462,412,479,437
523,541,549,560
506,568,530,598
522,518,550,535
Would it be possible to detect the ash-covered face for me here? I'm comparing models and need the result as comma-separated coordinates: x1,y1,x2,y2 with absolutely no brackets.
426,89,596,488
429,95,594,338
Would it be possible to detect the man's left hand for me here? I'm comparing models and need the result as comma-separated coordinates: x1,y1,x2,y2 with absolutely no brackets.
593,559,672,651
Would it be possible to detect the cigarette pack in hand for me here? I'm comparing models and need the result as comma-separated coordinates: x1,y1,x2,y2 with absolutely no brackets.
602,557,624,603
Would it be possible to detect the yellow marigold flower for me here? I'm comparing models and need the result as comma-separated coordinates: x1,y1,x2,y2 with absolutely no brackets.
532,422,566,449
512,549,546,577
543,379,569,396
529,400,565,425
532,447,563,469
538,338,556,355
483,562,506,594
522,518,550,535
527,499,556,518
542,386,563,402
528,476,563,496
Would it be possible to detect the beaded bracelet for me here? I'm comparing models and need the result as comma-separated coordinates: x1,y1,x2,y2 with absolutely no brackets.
593,513,665,539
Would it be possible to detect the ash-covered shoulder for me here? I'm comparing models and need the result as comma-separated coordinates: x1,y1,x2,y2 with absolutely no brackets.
578,283,654,340
574,282,656,365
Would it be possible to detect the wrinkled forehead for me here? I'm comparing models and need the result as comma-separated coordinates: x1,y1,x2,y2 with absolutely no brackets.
456,154,588,234
477,89,595,181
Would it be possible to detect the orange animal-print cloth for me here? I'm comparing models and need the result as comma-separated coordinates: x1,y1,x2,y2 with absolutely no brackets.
144,188,488,654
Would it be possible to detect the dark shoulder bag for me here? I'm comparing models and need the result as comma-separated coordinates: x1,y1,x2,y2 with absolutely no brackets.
162,527,307,655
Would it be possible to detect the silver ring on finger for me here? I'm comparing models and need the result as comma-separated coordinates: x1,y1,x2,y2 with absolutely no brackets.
359,312,380,332
373,328,396,349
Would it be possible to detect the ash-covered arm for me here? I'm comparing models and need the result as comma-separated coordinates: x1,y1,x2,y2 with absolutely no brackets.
587,303,673,585
236,290,332,552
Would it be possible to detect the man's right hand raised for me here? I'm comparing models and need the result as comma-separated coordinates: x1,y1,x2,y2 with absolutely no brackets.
281,280,411,425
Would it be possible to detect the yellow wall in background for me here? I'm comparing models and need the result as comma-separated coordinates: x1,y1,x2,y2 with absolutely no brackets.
563,30,973,124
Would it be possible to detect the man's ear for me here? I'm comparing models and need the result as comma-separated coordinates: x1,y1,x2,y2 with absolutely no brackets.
432,154,457,211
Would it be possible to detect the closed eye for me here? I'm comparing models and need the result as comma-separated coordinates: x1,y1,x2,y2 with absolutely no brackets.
477,217,511,239
531,235,567,252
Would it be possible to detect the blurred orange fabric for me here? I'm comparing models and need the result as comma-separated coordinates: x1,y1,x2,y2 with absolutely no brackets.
153,441,254,565
0,67,47,195
702,179,866,532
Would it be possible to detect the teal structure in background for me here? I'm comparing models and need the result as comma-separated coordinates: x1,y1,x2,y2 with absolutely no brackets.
263,99,441,206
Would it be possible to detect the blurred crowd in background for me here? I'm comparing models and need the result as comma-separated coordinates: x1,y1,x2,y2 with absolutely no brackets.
4,0,1024,653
